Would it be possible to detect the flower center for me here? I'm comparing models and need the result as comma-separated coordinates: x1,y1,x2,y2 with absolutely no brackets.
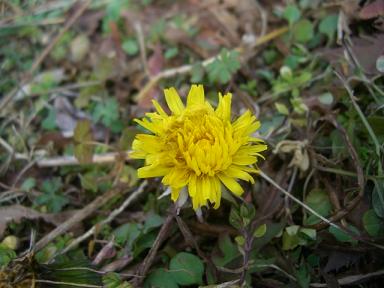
164,108,236,177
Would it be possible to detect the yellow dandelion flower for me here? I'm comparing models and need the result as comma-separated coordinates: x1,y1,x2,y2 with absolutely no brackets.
131,85,267,210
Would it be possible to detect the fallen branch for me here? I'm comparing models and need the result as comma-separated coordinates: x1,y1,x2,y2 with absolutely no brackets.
33,183,130,252
36,152,130,168
58,181,147,256
132,206,176,287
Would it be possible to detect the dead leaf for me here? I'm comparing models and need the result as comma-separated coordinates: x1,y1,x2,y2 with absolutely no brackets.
54,97,107,140
70,34,90,62
0,205,76,238
320,34,384,75
74,120,94,164
359,0,384,19
92,239,116,265
273,140,310,172
101,254,133,272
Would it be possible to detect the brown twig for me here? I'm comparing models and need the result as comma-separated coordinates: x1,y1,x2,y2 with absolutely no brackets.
57,181,147,257
310,269,384,287
311,115,365,229
133,206,176,287
36,152,130,167
33,183,129,252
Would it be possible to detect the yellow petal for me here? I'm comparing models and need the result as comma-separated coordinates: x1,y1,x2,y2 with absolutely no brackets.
201,176,211,202
217,173,244,196
171,186,181,202
134,118,159,134
209,176,221,209
188,174,197,197
187,84,205,107
137,165,170,178
239,144,268,155
162,168,189,188
224,165,255,183
152,100,167,116
215,92,232,121
164,87,185,115
232,154,257,165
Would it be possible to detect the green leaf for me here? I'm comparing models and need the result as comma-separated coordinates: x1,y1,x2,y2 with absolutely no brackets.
318,92,334,105
319,14,338,41
74,120,94,164
103,272,132,288
206,49,240,84
363,209,383,237
169,252,204,286
253,222,285,251
295,264,310,288
74,120,92,143
21,177,36,192
93,98,123,132
70,34,90,62
235,235,245,246
240,203,256,226
299,228,316,240
143,213,164,233
254,224,267,238
282,228,300,250
191,62,204,83
164,47,179,59
212,234,240,267
304,189,332,225
144,268,178,288
283,5,301,25
368,116,384,137
80,172,99,193
122,38,139,56
328,224,360,244
0,244,16,267
293,19,314,43
275,102,289,115
35,178,69,213
229,207,242,229
377,55,384,73
372,180,384,218
113,223,141,247
42,108,57,130
133,231,157,257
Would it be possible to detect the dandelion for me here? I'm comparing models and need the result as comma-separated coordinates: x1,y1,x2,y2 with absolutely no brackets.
131,85,267,210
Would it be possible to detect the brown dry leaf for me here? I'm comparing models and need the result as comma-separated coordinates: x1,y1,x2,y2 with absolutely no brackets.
55,96,89,137
101,254,133,272
0,205,76,238
320,34,384,75
92,239,116,265
137,44,164,109
273,140,310,172
148,44,164,76
76,10,105,35
358,0,384,19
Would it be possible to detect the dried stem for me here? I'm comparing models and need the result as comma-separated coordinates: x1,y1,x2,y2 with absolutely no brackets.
33,183,129,252
311,115,365,229
133,206,176,287
36,152,130,167
58,181,147,256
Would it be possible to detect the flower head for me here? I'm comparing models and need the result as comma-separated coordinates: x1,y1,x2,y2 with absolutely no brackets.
131,85,267,210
